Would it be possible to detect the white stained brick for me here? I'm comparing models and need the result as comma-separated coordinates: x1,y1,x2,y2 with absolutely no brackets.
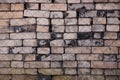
67,0,80,3
37,18,49,25
24,10,49,18
10,18,36,26
79,26,91,32
37,33,51,39
10,32,36,39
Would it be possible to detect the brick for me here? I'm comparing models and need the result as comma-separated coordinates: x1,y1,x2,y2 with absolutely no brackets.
37,18,49,25
91,69,103,75
104,55,116,61
106,25,119,32
77,54,102,60
41,4,67,11
91,61,117,68
0,75,11,80
94,0,107,2
25,69,37,75
64,11,76,18
52,19,64,25
38,69,63,75
52,76,76,80
10,18,36,26
37,25,49,32
65,19,77,25
106,76,119,80
65,26,78,32
92,47,118,54
104,32,117,39
0,0,24,3
78,18,91,25
37,48,50,54
0,12,23,19
63,54,75,60
93,18,106,24
78,76,105,80
54,0,67,3
93,33,103,39
65,47,91,53
0,40,22,47
79,26,91,32
104,40,120,46
78,69,90,75
96,3,120,10
24,54,35,61
63,61,77,67
11,61,23,68
11,4,24,10
0,47,9,53
25,3,39,10
78,61,90,68
50,12,63,18
37,33,51,39
107,11,119,17
41,55,62,61
0,34,9,39
0,20,9,27
24,10,49,17
0,62,10,67
51,62,61,68
10,32,36,39
107,18,120,24
25,0,51,3
50,40,64,46
92,25,105,32
67,0,80,3
23,39,37,46
52,25,64,32
64,33,77,39
11,47,35,54
24,62,50,68
0,4,10,11
51,47,64,54
65,69,77,75
81,0,93,3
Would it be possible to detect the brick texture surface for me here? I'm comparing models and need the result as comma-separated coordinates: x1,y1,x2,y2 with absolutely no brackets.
0,0,120,80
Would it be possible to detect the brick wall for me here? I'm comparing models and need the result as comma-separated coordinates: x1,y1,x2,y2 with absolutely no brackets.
0,0,120,80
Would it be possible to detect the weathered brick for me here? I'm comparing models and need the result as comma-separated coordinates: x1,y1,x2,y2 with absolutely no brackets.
96,3,120,10
0,75,12,80
0,40,22,47
52,25,64,32
92,25,105,32
93,18,106,24
106,25,119,32
65,47,91,53
37,18,49,25
38,69,63,75
51,47,64,54
11,47,35,54
0,0,24,3
51,62,61,68
65,19,77,25
50,12,63,18
63,61,77,67
52,76,76,80
11,4,24,10
41,4,67,11
65,26,78,32
67,0,80,3
64,11,76,18
50,40,64,46
78,18,91,25
92,47,118,54
78,76,105,80
10,32,36,39
25,69,37,75
91,61,117,68
37,25,49,32
11,61,23,68
63,54,75,60
24,10,49,17
25,0,51,3
65,68,77,75
24,62,50,68
37,47,50,54
107,18,120,24
25,3,39,10
24,54,35,61
79,26,91,32
52,19,64,25
104,32,117,39
0,4,10,11
23,39,37,46
37,33,51,39
77,54,102,60
0,34,9,39
105,70,120,75
10,18,36,26
104,40,120,46
0,61,10,67
91,69,103,75
64,33,77,39
94,0,107,2
0,12,23,19
0,47,9,53
78,69,90,75
0,20,9,27
78,61,90,68
81,0,93,3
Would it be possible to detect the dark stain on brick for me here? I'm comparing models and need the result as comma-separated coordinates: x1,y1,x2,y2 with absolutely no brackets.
51,0,55,3
36,54,50,61
78,33,91,40
97,10,107,17
37,71,52,80
76,7,87,18
63,11,69,18
24,3,29,9
65,39,78,46
37,39,50,47
51,33,63,40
